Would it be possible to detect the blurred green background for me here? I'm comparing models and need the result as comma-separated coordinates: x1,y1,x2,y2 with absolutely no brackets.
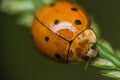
1,0,120,80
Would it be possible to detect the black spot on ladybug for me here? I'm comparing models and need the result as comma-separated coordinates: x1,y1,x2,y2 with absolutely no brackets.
50,3,55,7
45,36,49,42
54,20,59,25
75,19,82,25
55,53,61,59
71,7,78,11
82,56,90,61
91,43,96,50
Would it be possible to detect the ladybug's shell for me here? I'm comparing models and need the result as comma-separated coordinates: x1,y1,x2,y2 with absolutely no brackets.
35,1,90,41
32,1,91,63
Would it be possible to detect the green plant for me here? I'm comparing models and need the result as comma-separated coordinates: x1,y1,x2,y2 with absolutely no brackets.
91,20,120,79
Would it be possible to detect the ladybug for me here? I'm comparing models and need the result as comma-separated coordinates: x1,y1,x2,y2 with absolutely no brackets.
32,1,97,63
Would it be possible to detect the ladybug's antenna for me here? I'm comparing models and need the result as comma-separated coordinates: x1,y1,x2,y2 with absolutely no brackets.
84,58,92,71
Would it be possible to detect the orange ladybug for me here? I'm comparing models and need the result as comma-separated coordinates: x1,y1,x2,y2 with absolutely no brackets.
32,1,97,63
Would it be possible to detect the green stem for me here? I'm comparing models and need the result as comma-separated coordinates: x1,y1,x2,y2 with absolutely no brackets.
97,41,120,69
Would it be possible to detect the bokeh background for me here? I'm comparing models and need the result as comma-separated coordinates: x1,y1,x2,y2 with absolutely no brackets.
1,0,120,80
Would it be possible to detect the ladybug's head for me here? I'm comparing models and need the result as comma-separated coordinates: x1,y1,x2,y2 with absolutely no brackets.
68,29,97,63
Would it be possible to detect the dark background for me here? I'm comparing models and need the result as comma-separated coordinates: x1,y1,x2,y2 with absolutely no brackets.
1,0,120,80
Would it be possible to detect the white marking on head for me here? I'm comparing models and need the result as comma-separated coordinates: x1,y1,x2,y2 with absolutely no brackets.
83,30,97,58
50,22,77,33
84,29,96,43
86,48,94,57
78,34,83,39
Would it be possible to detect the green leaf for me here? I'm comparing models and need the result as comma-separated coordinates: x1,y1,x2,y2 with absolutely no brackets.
0,0,35,15
101,70,120,79
92,58,118,70
96,41,120,69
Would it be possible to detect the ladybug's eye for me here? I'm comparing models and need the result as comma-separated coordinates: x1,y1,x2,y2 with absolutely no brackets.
91,43,96,50
75,19,82,25
71,7,78,11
